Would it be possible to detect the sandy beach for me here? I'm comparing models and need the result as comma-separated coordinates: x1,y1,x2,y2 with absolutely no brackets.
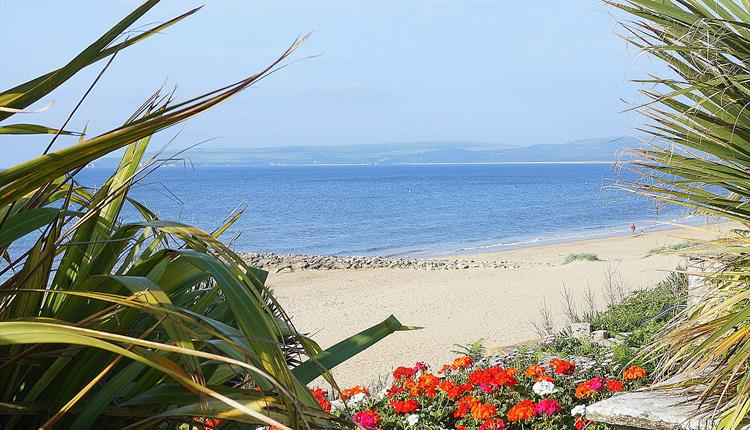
268,220,737,387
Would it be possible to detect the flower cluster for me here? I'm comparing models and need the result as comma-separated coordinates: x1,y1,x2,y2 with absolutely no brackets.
320,356,648,430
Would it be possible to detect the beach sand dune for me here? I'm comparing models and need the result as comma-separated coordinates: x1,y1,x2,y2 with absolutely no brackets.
269,221,737,387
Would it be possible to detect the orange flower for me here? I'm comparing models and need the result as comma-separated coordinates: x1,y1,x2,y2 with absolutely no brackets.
575,381,597,398
452,356,474,369
507,399,534,422
439,380,469,399
416,373,440,397
340,385,369,401
623,365,647,380
454,396,481,418
549,358,576,375
534,374,555,383
471,402,497,420
524,365,546,378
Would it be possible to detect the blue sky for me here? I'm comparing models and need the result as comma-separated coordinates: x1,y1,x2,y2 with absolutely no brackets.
0,1,661,167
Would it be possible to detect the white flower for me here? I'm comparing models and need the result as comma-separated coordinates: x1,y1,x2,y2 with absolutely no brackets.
406,414,419,426
571,404,587,416
376,387,389,399
346,392,366,406
330,399,345,410
532,380,557,396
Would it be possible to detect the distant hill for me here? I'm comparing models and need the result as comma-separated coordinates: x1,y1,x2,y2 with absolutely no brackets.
94,137,640,167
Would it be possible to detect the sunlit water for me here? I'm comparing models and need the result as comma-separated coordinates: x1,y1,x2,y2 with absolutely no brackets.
75,163,695,257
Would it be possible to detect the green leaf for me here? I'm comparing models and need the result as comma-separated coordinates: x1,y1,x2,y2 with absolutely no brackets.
292,315,421,385
0,123,81,135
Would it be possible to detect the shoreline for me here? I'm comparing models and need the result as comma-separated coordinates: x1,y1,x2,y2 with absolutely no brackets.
267,220,738,386
241,216,726,272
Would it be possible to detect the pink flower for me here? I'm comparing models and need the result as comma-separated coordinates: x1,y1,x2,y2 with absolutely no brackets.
533,399,562,416
588,376,605,390
353,410,381,429
413,361,429,372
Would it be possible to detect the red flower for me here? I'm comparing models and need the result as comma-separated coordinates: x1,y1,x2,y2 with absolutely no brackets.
468,367,518,393
507,399,534,422
353,410,381,429
623,365,647,380
393,366,417,381
310,388,331,412
606,379,624,392
549,358,576,375
575,417,595,429
479,418,505,430
386,384,404,397
389,398,420,413
533,399,562,415
439,380,468,399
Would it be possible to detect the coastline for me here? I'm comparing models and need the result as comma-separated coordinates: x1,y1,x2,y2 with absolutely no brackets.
266,220,738,386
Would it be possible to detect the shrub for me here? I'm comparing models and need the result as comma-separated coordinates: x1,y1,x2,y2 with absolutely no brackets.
611,0,750,426
0,4,412,429
587,271,687,336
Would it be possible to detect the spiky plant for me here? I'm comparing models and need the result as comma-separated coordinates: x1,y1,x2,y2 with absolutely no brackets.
609,0,750,427
0,2,414,429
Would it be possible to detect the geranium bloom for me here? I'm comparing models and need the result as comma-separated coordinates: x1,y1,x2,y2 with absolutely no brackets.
549,358,576,375
416,373,440,397
413,361,429,372
454,396,481,418
575,380,598,399
534,399,562,415
340,385,369,401
387,384,404,397
406,414,419,426
452,355,474,369
507,399,534,422
310,388,331,412
468,367,518,392
606,380,624,392
479,418,506,430
575,417,594,429
353,410,381,429
471,402,497,420
524,365,546,378
439,380,469,399
532,380,557,396
389,399,420,414
588,376,605,390
393,366,417,381
623,365,647,380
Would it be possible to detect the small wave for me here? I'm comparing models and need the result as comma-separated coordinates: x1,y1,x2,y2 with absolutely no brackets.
456,238,541,252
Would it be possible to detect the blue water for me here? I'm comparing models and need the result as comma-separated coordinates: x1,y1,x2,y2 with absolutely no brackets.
77,164,692,257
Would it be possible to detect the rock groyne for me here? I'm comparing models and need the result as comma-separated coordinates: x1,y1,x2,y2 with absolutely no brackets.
239,252,547,273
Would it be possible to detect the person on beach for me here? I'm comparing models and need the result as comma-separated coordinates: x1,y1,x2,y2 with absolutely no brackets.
631,223,636,236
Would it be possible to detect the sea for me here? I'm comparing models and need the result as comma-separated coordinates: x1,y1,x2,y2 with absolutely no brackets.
76,163,701,257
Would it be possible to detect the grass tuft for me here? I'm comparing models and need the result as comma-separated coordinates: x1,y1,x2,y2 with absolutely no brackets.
647,241,701,256
563,252,600,264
